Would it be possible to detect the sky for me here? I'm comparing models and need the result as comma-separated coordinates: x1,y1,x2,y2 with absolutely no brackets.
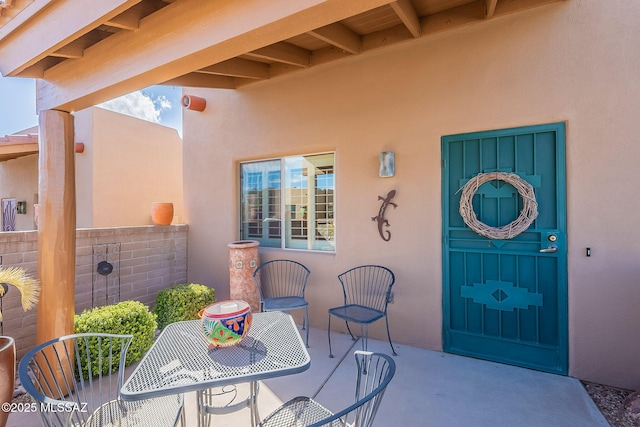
0,75,183,137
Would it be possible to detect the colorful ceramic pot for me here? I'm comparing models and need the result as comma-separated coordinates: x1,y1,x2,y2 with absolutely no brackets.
0,336,15,427
200,300,252,348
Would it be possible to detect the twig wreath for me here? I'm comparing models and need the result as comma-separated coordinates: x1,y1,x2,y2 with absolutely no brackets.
459,172,538,240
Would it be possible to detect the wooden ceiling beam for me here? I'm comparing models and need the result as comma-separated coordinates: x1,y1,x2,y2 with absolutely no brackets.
105,9,141,30
390,0,421,38
197,58,270,80
307,22,360,54
245,42,311,68
0,0,142,77
485,0,498,18
418,1,485,37
494,0,562,16
160,72,236,89
35,0,396,111
50,44,84,59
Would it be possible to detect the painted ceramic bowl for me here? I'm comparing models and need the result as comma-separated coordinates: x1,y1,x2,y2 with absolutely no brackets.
200,300,252,348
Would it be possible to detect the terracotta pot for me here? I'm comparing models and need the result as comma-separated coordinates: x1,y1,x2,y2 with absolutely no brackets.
0,336,15,427
228,240,260,312
151,202,174,226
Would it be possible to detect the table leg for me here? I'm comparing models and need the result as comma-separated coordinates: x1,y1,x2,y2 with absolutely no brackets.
196,390,207,427
250,381,260,427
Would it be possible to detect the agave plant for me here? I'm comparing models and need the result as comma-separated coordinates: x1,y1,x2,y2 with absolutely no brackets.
0,266,40,321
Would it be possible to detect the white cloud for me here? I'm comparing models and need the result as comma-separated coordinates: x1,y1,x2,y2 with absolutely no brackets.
97,90,171,123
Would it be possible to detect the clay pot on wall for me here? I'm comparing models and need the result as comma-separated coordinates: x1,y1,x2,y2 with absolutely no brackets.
228,240,260,312
0,336,15,427
151,202,174,226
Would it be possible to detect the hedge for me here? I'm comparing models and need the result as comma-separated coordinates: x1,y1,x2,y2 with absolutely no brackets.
153,283,215,329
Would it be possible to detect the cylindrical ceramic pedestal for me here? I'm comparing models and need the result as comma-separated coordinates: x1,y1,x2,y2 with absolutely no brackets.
151,202,174,225
228,240,260,312
0,336,15,427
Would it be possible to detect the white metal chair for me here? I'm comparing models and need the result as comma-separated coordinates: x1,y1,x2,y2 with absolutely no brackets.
253,259,311,347
18,333,183,427
258,351,396,427
328,265,397,358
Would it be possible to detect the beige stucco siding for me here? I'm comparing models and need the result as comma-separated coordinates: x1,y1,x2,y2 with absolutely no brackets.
76,107,184,228
183,1,640,389
0,154,38,230
0,108,183,229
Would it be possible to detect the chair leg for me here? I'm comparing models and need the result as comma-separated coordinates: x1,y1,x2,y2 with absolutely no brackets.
302,308,306,330
362,324,368,351
328,314,334,358
304,307,309,348
385,316,397,356
345,321,356,341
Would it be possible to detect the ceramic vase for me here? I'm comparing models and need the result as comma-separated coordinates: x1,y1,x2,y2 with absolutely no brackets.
151,202,174,226
200,300,252,348
228,240,260,312
0,336,15,427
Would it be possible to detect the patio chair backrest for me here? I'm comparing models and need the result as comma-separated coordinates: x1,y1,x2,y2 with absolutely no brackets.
311,351,396,427
254,259,310,300
337,265,395,313
18,333,133,427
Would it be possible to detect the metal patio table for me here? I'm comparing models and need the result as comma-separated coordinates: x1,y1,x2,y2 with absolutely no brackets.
120,311,311,427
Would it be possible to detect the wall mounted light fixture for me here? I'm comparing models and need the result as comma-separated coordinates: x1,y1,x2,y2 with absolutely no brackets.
182,95,206,112
379,151,395,177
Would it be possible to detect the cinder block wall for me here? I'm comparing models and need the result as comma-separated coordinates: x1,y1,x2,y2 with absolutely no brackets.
0,225,188,359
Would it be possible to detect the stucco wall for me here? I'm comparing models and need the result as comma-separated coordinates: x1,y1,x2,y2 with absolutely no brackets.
0,108,184,230
76,107,184,227
183,1,640,389
0,154,38,230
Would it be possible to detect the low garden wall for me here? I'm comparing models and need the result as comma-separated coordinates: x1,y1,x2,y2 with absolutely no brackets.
0,225,188,359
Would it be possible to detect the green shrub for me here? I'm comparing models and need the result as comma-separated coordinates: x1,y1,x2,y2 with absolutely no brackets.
153,283,215,329
74,300,157,377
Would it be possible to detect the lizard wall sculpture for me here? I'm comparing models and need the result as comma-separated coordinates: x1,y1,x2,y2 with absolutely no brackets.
372,190,398,241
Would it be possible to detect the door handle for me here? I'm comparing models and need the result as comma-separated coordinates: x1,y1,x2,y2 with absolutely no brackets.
539,245,558,253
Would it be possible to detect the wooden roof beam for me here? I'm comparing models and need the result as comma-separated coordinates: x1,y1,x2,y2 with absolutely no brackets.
105,8,141,30
197,58,270,80
245,42,311,68
160,72,236,89
50,44,84,59
390,0,421,38
0,0,142,77
493,0,562,16
307,22,360,54
35,0,397,111
485,0,498,18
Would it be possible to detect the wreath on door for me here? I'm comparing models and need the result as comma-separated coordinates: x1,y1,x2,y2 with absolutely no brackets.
459,172,538,240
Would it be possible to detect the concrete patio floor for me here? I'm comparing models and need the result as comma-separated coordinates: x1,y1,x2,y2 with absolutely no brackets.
8,326,609,427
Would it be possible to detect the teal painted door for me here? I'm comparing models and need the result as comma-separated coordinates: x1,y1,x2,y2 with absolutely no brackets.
442,122,567,374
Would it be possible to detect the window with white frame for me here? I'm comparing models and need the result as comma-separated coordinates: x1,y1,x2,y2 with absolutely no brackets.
240,153,335,251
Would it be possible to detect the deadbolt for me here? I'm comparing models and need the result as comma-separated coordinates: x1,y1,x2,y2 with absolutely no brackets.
548,235,557,242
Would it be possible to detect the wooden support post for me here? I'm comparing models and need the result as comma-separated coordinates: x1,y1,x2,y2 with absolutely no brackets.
36,110,76,345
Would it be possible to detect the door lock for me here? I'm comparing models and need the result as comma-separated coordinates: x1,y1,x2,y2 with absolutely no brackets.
539,245,558,253
548,234,557,242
